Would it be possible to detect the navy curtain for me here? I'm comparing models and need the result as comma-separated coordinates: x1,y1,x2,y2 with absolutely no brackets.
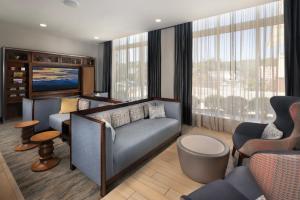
174,22,193,125
103,41,112,98
148,30,161,98
284,0,300,96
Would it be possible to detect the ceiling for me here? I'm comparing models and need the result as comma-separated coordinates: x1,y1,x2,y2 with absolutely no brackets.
0,0,272,43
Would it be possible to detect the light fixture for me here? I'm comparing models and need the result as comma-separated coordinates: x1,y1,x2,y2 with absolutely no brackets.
155,19,162,23
94,36,99,40
40,23,47,27
63,0,80,8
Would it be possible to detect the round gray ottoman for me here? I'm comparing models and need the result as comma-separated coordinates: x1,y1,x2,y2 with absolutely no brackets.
177,134,229,184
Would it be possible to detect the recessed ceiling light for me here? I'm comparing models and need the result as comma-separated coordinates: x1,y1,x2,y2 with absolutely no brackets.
94,36,99,40
63,0,80,8
40,23,47,27
155,19,162,23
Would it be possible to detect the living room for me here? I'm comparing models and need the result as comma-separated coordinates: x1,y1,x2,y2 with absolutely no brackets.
0,0,299,200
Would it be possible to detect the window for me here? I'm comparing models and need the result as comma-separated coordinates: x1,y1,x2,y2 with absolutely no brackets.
112,33,148,101
192,0,284,123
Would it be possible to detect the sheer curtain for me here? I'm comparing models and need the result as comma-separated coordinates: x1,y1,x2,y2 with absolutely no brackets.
112,33,148,101
192,0,285,132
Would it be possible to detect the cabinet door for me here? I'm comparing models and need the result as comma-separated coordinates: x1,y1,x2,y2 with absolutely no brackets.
81,67,95,96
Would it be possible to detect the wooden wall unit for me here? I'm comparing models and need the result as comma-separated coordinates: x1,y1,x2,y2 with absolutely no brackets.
2,47,95,120
81,67,95,96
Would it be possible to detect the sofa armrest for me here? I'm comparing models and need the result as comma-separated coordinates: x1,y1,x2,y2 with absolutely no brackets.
71,113,114,186
32,98,61,132
249,152,300,200
157,100,181,123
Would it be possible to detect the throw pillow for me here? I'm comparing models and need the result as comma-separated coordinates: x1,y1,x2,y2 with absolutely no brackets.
101,119,116,142
261,123,283,140
90,111,112,124
149,104,166,119
59,98,79,114
111,109,131,128
78,99,90,110
256,195,267,200
129,106,145,122
144,104,149,118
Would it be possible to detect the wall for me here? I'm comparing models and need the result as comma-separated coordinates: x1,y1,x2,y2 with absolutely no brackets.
0,21,98,57
0,21,99,120
161,27,175,99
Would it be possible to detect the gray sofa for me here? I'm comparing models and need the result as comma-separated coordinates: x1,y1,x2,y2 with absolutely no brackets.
23,97,113,132
71,98,181,196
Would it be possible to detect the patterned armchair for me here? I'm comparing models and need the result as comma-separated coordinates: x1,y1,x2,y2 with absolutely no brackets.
232,96,300,165
181,151,300,200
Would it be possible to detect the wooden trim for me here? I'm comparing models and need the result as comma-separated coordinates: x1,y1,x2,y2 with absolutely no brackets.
31,89,81,98
4,47,93,59
74,99,151,116
80,95,122,104
100,122,107,196
32,99,35,120
75,97,179,116
152,97,180,102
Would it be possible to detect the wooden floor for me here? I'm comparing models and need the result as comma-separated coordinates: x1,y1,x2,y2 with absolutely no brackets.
102,126,234,200
0,120,234,200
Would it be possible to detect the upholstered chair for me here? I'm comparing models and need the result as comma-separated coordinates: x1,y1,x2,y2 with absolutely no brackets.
181,151,300,200
232,96,300,165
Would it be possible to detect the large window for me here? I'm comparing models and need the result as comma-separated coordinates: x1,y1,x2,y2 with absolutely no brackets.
112,33,148,101
192,0,284,123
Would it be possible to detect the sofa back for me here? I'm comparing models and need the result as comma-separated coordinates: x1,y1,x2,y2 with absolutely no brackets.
87,99,182,129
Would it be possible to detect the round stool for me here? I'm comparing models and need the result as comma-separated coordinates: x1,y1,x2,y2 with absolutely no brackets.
14,120,40,151
31,131,61,172
177,134,230,184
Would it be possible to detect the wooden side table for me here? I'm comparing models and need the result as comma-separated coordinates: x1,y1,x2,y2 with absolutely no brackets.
14,120,40,152
30,131,61,172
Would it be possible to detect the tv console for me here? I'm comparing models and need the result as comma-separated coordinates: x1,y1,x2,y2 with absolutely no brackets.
1,47,96,121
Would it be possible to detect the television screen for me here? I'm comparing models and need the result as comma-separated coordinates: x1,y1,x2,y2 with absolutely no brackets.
32,66,79,92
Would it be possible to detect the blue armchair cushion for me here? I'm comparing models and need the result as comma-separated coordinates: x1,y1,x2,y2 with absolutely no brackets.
225,166,263,200
184,180,248,200
49,113,70,132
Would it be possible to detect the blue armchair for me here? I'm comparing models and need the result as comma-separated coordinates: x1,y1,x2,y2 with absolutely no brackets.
232,96,300,165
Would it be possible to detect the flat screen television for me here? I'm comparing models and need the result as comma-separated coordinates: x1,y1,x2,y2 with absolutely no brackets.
32,66,79,92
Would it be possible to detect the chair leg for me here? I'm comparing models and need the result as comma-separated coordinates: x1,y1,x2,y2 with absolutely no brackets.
232,146,236,157
237,153,245,166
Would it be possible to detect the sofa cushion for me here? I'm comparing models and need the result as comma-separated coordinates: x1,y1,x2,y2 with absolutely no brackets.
111,108,131,128
225,166,263,200
113,118,180,173
129,106,145,122
49,113,70,132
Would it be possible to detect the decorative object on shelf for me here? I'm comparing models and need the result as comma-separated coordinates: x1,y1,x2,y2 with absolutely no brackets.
13,72,24,78
13,78,23,84
14,120,40,151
